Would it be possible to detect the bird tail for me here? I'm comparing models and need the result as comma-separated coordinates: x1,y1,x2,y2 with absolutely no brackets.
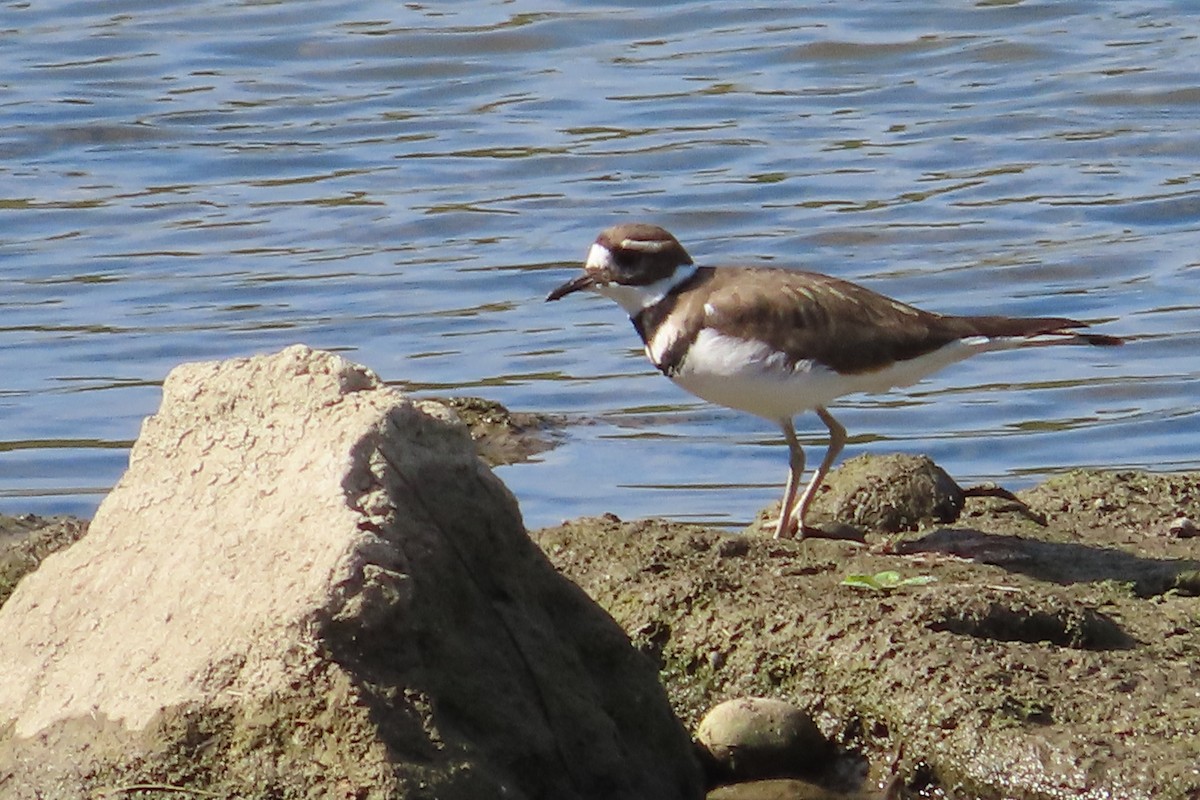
960,315,1125,347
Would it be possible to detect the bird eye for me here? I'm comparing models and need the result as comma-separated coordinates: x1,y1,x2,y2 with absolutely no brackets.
612,249,636,269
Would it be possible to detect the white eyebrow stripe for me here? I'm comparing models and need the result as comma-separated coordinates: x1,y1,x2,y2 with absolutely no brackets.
620,237,671,253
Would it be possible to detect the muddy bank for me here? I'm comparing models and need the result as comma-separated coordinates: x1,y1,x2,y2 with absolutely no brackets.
3,393,1198,799
533,464,1200,799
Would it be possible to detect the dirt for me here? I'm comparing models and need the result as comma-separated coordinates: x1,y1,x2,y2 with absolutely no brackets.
4,398,1199,800
532,462,1200,800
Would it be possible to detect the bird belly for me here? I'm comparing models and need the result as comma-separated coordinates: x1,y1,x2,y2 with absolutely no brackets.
665,330,999,422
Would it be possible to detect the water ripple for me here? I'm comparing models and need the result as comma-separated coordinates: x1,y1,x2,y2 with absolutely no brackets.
1,0,1197,526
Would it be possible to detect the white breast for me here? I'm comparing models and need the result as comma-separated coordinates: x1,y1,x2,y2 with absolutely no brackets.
645,312,689,368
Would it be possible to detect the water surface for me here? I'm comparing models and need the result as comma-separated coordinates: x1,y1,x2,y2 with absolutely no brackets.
2,1,1197,530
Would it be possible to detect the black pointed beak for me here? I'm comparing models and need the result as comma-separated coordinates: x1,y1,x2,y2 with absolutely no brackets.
546,272,596,302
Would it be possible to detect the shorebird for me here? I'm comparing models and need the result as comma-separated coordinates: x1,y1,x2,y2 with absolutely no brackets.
547,223,1123,540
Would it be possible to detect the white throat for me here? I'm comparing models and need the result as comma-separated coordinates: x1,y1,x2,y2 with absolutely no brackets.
585,242,697,316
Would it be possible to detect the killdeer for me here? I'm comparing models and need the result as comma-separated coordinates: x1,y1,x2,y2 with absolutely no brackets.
547,223,1124,540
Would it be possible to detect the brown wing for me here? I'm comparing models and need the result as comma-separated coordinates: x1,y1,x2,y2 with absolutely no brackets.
697,268,1113,375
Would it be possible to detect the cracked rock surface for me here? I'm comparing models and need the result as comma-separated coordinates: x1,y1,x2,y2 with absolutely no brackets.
0,345,701,800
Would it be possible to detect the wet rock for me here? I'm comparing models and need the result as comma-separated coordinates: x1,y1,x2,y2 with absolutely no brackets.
0,345,702,800
813,454,964,532
0,514,88,608
706,777,898,800
1166,515,1197,538
696,697,831,784
440,395,565,466
748,454,964,536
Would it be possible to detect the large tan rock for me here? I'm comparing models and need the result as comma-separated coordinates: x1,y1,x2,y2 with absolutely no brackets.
0,345,701,800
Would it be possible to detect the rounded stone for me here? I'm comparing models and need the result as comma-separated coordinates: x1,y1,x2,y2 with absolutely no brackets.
813,453,964,532
695,697,831,783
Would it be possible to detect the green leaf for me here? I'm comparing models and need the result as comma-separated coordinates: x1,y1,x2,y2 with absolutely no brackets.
840,574,885,590
841,571,937,591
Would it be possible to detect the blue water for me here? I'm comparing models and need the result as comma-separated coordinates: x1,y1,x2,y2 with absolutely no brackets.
2,1,1197,530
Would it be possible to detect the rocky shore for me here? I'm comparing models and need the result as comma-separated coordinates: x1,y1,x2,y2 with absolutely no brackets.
1,346,1197,800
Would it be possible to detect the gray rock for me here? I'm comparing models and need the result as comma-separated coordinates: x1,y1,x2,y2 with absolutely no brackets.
747,454,965,537
0,345,702,800
812,453,965,533
696,697,831,784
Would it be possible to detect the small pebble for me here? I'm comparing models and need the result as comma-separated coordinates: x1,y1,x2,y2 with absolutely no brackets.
696,696,830,783
1167,516,1197,539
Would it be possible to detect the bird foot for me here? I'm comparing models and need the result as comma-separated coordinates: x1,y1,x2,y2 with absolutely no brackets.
772,516,867,544
798,522,867,544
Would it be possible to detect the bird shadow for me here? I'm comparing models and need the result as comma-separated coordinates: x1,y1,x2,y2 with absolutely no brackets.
893,527,1200,597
